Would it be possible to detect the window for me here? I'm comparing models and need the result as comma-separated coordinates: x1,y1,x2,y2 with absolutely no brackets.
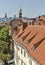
30,22,31,25
18,46,19,50
24,51,26,57
32,21,34,25
21,48,23,54
23,63,26,65
39,23,41,25
21,60,26,65
16,44,17,49
21,60,23,65
29,59,32,65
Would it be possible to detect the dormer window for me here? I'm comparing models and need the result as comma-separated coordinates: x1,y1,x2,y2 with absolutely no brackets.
30,38,45,51
26,41,30,45
21,37,24,41
26,33,37,46
21,31,31,41
18,32,24,37
20,37,24,43
30,45,35,51
39,23,41,25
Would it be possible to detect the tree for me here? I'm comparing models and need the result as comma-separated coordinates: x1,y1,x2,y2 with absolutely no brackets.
0,26,12,65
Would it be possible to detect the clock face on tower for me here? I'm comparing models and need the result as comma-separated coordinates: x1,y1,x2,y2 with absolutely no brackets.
12,20,18,27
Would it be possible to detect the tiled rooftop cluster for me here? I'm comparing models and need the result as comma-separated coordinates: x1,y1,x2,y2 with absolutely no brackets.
13,25,45,65
11,9,45,65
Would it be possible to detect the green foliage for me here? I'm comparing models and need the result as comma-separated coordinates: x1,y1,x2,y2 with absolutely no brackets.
0,26,5,30
0,26,12,64
0,26,12,44
0,40,8,53
0,53,11,61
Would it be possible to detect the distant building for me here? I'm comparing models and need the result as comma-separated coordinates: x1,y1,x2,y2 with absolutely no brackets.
0,13,12,26
35,15,45,25
9,8,36,30
4,13,8,22
22,18,36,25
14,15,16,19
9,8,22,28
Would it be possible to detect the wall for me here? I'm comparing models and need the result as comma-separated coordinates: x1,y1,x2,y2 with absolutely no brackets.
14,41,40,65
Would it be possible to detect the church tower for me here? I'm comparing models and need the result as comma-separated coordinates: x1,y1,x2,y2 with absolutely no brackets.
4,13,7,22
19,8,22,18
18,8,23,26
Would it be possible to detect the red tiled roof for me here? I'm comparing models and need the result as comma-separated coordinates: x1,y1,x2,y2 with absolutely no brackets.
35,20,44,25
13,25,45,65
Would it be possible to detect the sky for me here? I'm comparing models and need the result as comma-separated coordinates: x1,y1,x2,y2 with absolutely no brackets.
0,0,45,18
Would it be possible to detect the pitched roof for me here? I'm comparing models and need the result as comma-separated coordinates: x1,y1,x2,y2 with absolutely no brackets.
13,25,45,65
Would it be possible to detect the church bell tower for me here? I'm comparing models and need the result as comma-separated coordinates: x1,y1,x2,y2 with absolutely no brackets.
18,8,23,26
19,8,22,18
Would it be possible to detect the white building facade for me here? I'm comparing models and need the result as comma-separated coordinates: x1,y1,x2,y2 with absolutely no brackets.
14,41,40,65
